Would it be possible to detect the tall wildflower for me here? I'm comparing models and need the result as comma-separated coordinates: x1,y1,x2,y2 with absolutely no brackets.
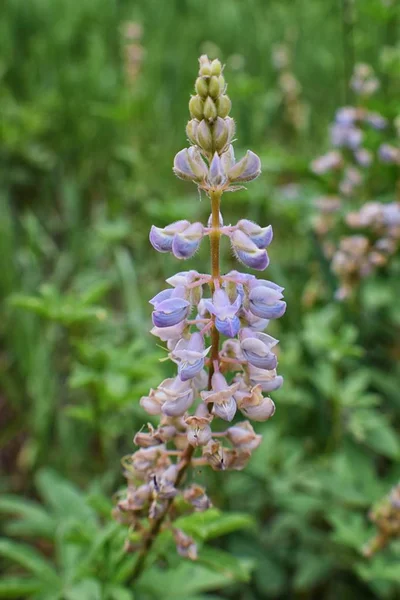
310,62,400,300
114,56,286,578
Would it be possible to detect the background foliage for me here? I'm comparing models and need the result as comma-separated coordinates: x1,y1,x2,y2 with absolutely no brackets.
1,0,400,598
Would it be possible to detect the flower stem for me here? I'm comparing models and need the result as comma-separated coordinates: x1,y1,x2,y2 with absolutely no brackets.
128,443,194,585
208,190,222,389
128,190,222,586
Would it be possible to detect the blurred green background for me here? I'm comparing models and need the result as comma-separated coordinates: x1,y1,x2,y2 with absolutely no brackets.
1,0,400,598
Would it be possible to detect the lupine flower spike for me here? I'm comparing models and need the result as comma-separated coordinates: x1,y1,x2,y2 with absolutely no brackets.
114,55,286,580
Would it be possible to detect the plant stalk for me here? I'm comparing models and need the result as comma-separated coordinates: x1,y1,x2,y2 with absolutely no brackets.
208,189,222,388
129,189,222,586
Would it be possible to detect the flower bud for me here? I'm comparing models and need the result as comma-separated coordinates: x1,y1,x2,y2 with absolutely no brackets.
228,150,261,182
208,152,227,187
210,58,222,76
204,96,218,121
225,117,236,144
189,95,204,120
173,148,207,183
196,119,213,152
208,75,220,99
186,119,199,144
199,58,212,77
195,77,208,98
216,95,231,117
187,146,208,180
220,145,235,172
212,117,229,152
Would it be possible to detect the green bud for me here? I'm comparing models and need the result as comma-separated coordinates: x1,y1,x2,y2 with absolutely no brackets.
195,77,208,98
203,96,217,121
216,95,231,118
186,119,199,144
196,119,213,151
189,95,204,120
199,63,211,77
208,76,220,99
217,75,226,93
210,59,222,76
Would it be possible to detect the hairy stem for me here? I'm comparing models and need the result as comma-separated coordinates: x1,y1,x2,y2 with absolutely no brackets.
208,190,222,389
128,190,222,586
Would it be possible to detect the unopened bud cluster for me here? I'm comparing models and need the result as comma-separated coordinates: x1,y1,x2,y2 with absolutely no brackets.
114,56,285,561
309,63,399,300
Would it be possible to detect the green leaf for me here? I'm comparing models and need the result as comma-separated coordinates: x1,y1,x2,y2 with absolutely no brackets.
197,547,254,583
175,509,255,541
35,469,96,523
64,579,102,600
138,563,234,598
0,495,55,538
107,586,135,600
293,553,334,590
0,539,58,583
0,577,43,598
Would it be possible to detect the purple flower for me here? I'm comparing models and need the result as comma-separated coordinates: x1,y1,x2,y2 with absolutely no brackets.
335,107,357,126
150,320,187,342
172,222,204,259
310,151,342,175
354,148,372,168
140,376,194,417
239,328,278,370
157,376,195,417
248,280,286,320
248,365,284,392
231,230,269,270
330,123,363,149
185,414,212,447
172,333,211,381
208,152,227,188
234,380,276,421
204,289,241,337
150,220,191,253
173,147,208,182
201,372,239,421
150,286,191,328
236,219,273,249
226,421,262,450
228,150,261,182
379,144,400,165
365,112,387,130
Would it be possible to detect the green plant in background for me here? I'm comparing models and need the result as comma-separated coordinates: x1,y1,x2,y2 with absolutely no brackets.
0,470,254,599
